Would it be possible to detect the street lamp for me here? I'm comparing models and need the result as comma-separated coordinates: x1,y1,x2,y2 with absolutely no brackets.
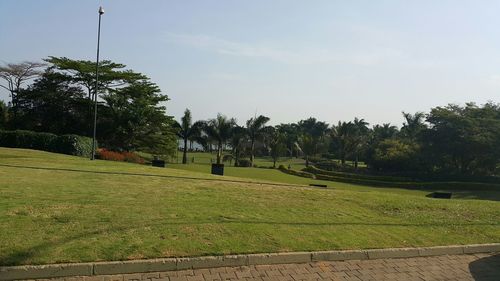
91,6,104,160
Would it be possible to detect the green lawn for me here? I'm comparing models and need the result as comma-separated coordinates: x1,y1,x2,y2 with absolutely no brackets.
0,148,499,266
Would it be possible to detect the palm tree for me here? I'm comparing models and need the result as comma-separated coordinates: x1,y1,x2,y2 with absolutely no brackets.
352,118,370,169
173,109,203,164
276,123,299,158
401,111,426,140
246,115,270,165
331,121,356,165
372,123,398,140
297,118,329,155
267,128,286,168
229,125,247,166
203,113,236,164
297,133,315,167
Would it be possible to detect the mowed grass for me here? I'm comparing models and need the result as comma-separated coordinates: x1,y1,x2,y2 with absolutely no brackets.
0,148,499,266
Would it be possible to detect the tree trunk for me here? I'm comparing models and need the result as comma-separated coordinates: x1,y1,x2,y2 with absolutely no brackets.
273,158,277,168
216,141,222,164
354,152,358,170
305,155,309,167
182,138,188,164
250,139,255,165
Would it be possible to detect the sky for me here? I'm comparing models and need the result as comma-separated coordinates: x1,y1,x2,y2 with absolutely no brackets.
1,0,499,127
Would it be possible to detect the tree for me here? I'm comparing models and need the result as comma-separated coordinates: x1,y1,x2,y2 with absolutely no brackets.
99,80,176,155
174,109,203,164
401,111,426,140
45,56,145,103
370,139,420,172
297,133,315,167
0,61,45,112
229,125,247,166
246,115,270,165
422,103,500,175
204,114,236,164
14,70,88,134
0,100,8,129
297,117,329,154
352,118,370,169
276,123,299,158
266,127,286,168
331,121,356,165
45,57,147,134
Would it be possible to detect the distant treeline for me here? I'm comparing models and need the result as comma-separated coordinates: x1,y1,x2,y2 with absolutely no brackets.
1,58,499,176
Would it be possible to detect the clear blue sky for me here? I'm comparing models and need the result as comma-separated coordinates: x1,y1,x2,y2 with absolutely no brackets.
1,0,499,127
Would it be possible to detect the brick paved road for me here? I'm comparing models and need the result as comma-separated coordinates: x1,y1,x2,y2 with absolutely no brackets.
35,253,499,281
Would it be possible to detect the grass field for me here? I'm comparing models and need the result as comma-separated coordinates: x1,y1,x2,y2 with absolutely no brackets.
0,148,499,266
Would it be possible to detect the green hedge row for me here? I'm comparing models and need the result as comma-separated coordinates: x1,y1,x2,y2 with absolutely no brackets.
0,130,94,157
313,173,499,190
303,165,410,182
278,165,316,179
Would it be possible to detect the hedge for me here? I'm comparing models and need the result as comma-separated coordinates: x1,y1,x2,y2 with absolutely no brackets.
298,165,500,190
278,165,316,179
303,165,411,182
0,130,94,157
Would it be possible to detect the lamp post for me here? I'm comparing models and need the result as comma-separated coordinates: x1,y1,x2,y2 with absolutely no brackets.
91,6,104,160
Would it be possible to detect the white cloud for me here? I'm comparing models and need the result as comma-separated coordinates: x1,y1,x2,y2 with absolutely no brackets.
165,32,411,66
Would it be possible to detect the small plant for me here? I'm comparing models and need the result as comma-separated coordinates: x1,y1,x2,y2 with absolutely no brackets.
97,149,144,164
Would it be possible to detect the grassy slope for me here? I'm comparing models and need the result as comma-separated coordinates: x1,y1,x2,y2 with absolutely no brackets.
0,148,499,266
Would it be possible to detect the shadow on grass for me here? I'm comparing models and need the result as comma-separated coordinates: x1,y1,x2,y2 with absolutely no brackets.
469,254,500,281
2,218,499,266
0,163,309,189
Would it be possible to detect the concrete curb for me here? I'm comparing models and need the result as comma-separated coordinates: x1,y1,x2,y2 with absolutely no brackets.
1,243,498,280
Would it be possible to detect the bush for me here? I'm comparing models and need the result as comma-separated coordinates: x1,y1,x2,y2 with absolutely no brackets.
52,134,94,157
97,149,144,164
278,165,315,179
237,159,252,167
0,130,93,157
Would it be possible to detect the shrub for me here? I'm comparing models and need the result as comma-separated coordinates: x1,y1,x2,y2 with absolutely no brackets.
237,159,252,167
0,130,93,157
52,134,94,157
278,165,315,179
97,149,144,164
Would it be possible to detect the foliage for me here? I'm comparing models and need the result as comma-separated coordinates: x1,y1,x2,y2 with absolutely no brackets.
97,148,145,164
0,130,93,157
421,103,500,175
3,57,177,156
173,109,203,164
246,115,270,165
0,101,8,129
369,139,420,172
100,80,176,156
203,114,236,164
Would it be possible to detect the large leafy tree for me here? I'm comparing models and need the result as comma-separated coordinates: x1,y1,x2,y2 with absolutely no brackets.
15,70,88,134
0,100,9,129
422,103,500,175
0,61,45,114
99,80,176,155
174,109,203,164
45,56,145,103
246,115,270,165
204,114,236,164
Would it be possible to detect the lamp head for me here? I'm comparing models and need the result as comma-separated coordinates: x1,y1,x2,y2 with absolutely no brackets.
98,6,104,15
